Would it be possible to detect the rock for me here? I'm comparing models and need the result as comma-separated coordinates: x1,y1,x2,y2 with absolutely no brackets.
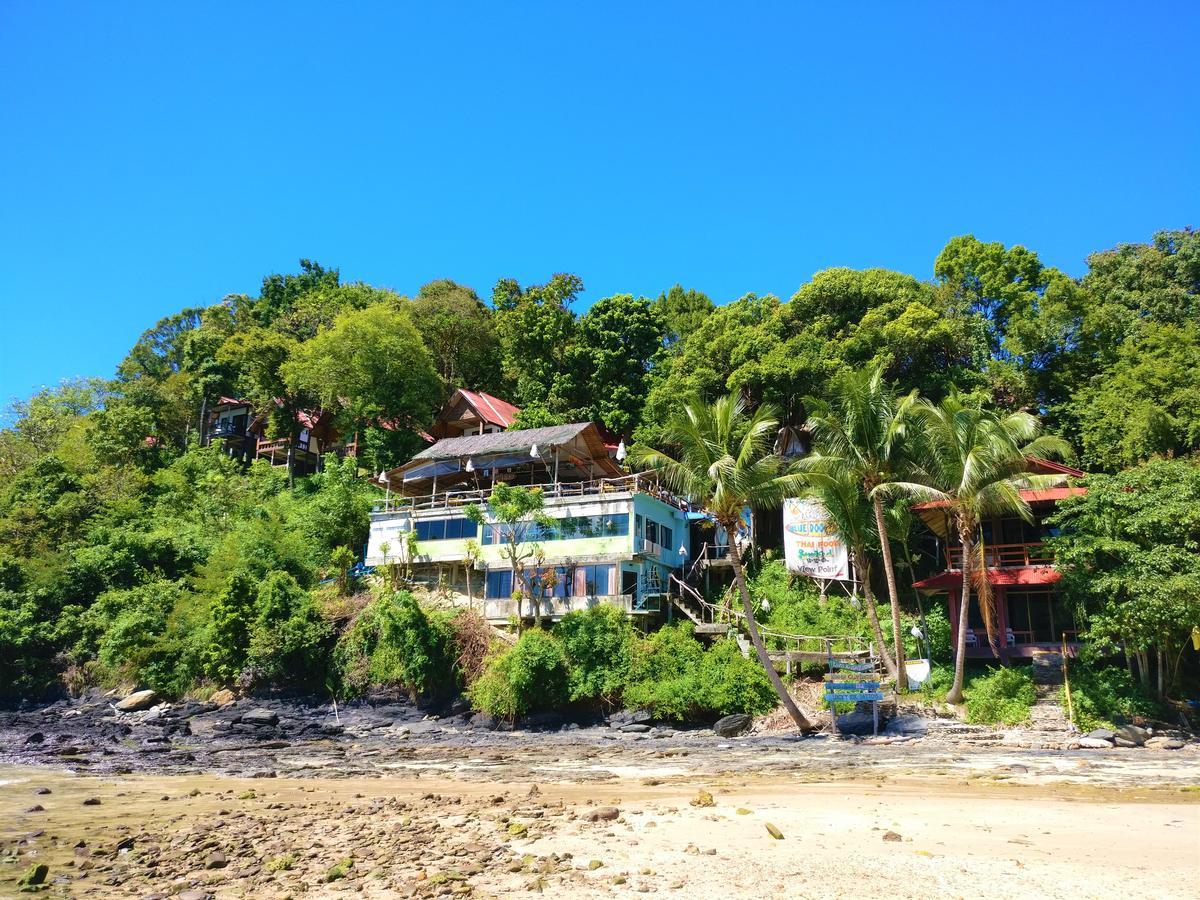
764,823,783,840
588,860,604,870
115,689,159,712
1115,724,1150,746
324,858,354,882
1085,728,1116,741
33,787,51,795
584,806,620,822
690,790,715,808
209,689,236,705
82,797,101,806
883,714,930,737
712,713,751,737
883,830,902,842
520,711,566,731
25,732,44,744
1079,737,1113,749
320,723,344,735
507,822,528,836
206,851,228,869
835,710,889,736
1146,736,1186,750
608,708,652,728
736,807,752,815
1114,737,1138,748
619,723,651,734
239,708,279,727
25,804,44,813
17,863,49,887
178,891,210,900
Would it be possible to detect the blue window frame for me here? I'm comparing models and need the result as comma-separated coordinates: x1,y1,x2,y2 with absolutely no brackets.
480,514,629,545
485,570,513,599
414,518,477,541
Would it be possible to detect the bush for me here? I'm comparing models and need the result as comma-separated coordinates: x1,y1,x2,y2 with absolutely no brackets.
623,622,706,720
333,591,455,700
624,624,776,720
468,629,569,720
698,638,777,717
963,667,1036,725
882,605,952,664
245,571,331,689
555,605,633,706
1065,664,1162,732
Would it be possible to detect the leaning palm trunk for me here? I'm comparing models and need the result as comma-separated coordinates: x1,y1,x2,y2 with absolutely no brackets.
854,548,898,680
946,530,974,704
726,529,814,732
872,496,907,691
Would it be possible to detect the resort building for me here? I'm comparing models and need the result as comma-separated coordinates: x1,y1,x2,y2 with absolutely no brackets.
367,423,691,624
207,397,341,476
910,459,1087,660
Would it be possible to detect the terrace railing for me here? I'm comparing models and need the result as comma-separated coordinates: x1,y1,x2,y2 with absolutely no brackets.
372,471,688,515
944,541,1054,570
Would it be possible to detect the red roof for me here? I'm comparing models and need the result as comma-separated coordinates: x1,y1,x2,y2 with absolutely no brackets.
912,566,1062,590
457,389,520,428
912,486,1086,511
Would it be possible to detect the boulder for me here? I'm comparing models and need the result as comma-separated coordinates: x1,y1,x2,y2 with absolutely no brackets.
1085,728,1115,741
619,723,651,734
1145,736,1185,750
835,710,889,736
17,863,49,888
115,689,159,712
584,806,621,822
608,708,652,728
209,689,236,706
883,715,929,738
1115,724,1150,746
239,708,279,727
1114,737,1138,748
1078,737,1113,749
712,713,751,737
520,711,566,731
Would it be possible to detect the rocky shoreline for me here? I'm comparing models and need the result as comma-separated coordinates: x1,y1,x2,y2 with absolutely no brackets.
3,688,1198,788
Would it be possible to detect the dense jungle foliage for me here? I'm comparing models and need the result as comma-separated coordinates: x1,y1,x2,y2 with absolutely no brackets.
1,229,1197,709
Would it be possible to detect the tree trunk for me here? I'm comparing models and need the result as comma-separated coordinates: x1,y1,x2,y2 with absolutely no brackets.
1157,646,1165,700
198,394,208,447
727,530,814,733
946,532,974,705
855,549,897,680
872,496,907,692
464,565,473,611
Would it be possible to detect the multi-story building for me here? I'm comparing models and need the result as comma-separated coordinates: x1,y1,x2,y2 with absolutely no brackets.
910,458,1087,660
367,422,691,623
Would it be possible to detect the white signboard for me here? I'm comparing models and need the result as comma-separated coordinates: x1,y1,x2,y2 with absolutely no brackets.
783,498,851,580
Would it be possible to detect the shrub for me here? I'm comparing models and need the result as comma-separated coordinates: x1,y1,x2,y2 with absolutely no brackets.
623,622,706,720
245,571,332,689
963,667,1036,725
333,591,455,700
468,629,569,720
1065,664,1162,732
697,638,776,717
555,605,633,706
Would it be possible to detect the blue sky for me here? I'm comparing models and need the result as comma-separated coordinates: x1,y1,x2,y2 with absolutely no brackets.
1,2,1197,405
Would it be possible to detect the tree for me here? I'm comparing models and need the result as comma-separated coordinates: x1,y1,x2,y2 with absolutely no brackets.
492,273,582,412
408,279,501,389
253,259,341,328
802,365,921,688
464,485,554,628
630,394,815,732
894,392,1069,703
282,303,443,454
1048,458,1200,699
654,284,713,345
564,294,666,437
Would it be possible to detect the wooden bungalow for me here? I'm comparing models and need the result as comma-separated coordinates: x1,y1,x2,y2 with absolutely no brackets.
910,459,1087,661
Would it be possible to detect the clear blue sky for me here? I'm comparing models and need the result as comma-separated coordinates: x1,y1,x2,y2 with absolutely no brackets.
1,2,1197,405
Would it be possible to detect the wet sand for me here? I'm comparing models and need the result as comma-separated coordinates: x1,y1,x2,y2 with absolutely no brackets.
3,763,1198,898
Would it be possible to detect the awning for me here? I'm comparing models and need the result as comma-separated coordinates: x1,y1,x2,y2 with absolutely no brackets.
912,566,1062,592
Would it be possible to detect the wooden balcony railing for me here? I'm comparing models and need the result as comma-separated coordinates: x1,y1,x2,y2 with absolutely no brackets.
944,541,1054,570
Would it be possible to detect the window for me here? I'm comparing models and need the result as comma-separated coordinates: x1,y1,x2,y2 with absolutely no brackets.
661,526,673,552
480,514,629,545
414,518,477,542
485,570,513,599
643,519,673,550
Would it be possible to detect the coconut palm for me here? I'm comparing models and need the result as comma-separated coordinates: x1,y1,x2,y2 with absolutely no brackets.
803,366,920,689
630,394,815,732
891,392,1070,703
797,465,896,681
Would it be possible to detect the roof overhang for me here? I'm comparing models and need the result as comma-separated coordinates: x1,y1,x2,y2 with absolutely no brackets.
913,566,1062,592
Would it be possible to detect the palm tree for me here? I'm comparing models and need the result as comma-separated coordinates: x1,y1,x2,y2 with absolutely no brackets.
803,366,920,689
631,394,815,732
891,392,1070,703
797,465,897,682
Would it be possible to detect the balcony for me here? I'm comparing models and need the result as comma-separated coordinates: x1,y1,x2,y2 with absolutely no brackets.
210,421,248,439
944,541,1054,570
371,472,686,516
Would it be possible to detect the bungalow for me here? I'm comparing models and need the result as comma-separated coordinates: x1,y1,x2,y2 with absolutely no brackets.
910,459,1087,660
206,397,341,476
367,422,691,624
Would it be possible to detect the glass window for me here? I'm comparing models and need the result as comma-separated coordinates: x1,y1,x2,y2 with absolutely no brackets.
485,570,513,599
662,526,673,552
414,518,476,542
645,520,660,545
